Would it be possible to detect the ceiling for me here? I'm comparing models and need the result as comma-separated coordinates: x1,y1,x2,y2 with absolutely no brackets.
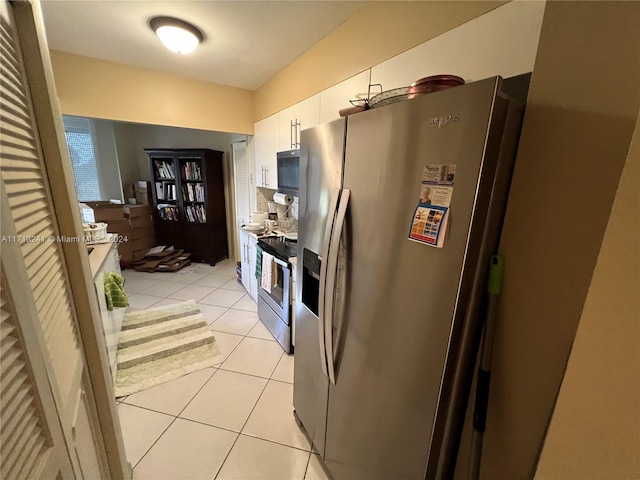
40,1,364,91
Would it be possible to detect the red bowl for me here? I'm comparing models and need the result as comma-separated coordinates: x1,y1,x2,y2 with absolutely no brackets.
408,74,465,98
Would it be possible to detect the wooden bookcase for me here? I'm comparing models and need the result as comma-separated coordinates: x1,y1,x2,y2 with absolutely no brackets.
146,148,228,265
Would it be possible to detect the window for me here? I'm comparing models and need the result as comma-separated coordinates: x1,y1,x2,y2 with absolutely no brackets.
62,115,102,201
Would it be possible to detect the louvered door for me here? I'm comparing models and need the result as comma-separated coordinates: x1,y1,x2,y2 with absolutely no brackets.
1,1,105,478
0,269,73,479
233,141,250,226
1,0,82,419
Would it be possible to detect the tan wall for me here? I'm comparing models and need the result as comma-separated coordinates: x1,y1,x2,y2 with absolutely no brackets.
50,51,254,135
253,1,506,121
534,114,640,479
454,2,640,478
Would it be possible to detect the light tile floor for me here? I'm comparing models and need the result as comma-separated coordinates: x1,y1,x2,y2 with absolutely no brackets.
119,259,328,480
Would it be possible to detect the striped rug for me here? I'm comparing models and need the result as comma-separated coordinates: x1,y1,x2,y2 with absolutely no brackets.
114,300,222,397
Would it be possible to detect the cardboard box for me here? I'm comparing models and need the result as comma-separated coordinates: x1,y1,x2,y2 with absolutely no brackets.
86,202,125,222
124,205,152,218
117,241,134,262
129,215,152,230
135,181,149,205
123,183,135,203
133,249,151,261
79,203,95,223
105,219,130,237
132,237,155,252
130,227,154,241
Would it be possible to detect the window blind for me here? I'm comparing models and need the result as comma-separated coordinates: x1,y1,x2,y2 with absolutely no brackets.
62,115,101,201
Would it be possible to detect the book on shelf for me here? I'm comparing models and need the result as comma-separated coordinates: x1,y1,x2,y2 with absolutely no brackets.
154,160,176,179
182,182,205,202
184,205,207,223
156,203,179,221
182,161,202,181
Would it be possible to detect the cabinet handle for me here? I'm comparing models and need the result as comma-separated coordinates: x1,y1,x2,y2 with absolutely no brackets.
265,167,269,187
261,166,265,187
296,119,301,148
290,120,295,149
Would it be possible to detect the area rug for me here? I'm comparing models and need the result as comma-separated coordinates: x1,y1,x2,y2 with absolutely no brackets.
114,300,222,397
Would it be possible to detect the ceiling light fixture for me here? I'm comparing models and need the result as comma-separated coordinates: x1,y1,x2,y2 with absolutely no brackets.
150,16,204,55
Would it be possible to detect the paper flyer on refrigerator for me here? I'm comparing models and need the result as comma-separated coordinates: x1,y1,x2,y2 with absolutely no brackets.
408,164,455,248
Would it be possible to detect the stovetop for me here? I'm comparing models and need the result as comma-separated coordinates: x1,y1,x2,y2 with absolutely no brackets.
258,236,298,262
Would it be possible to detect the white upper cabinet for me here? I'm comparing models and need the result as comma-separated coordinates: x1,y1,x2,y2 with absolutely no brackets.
254,113,279,189
279,94,320,150
370,1,545,91
319,70,371,124
254,95,320,188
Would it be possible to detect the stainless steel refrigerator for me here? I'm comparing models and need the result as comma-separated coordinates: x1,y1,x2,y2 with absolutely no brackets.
294,76,525,479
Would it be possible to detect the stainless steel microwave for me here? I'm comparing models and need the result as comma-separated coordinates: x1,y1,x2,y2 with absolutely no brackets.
277,149,299,195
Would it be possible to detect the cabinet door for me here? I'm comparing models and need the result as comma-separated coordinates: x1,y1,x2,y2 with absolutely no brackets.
254,114,279,189
248,235,259,302
238,229,251,294
279,95,320,150
320,70,371,124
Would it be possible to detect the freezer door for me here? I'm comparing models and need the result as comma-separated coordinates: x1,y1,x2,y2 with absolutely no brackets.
323,78,513,479
293,118,346,456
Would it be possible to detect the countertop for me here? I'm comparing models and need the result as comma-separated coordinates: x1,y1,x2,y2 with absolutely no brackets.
241,227,298,261
88,234,118,278
241,228,294,239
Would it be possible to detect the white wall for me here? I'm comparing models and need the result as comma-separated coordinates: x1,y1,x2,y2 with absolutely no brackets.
370,1,545,90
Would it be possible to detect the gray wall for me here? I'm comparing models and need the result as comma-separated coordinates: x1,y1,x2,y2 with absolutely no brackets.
92,119,124,202
112,122,245,261
112,122,140,192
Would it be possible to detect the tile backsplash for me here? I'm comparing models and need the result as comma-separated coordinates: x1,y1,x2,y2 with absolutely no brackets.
255,188,298,231
256,187,276,213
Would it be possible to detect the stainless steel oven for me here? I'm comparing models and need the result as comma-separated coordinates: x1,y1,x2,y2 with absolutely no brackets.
257,237,296,353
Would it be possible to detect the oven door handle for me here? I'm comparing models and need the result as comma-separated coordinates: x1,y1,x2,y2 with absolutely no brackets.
324,189,349,385
318,188,340,378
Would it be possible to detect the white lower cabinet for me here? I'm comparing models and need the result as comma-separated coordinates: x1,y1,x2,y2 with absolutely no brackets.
248,235,258,302
239,228,259,302
93,243,126,384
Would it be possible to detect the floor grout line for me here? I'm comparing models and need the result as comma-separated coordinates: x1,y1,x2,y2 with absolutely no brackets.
303,450,313,480
213,315,279,478
123,278,305,478
129,412,179,471
236,432,312,454
212,384,268,479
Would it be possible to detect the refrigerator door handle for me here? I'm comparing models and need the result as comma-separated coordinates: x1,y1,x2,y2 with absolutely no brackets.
324,188,350,385
318,188,341,377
